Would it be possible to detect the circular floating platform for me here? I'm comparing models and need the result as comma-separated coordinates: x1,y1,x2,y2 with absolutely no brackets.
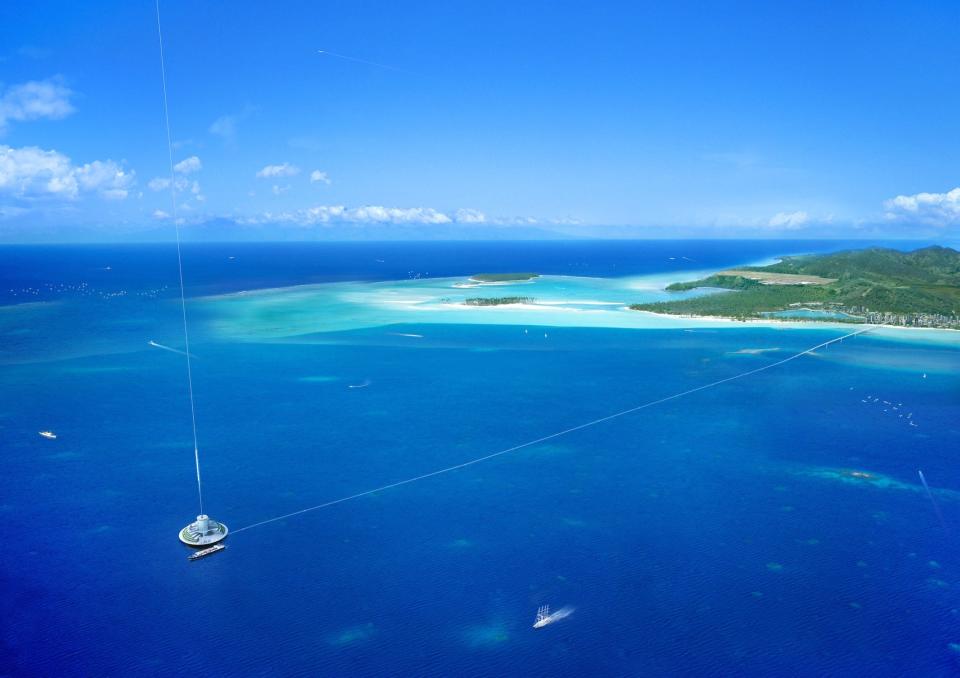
179,514,229,546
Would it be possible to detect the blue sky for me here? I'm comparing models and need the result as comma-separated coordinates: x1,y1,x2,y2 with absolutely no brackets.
1,0,959,240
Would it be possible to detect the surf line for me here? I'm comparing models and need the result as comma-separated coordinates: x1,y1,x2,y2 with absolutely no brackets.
232,326,874,534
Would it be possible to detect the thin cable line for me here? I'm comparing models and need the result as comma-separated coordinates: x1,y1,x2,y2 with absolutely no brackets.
155,0,203,516
232,326,873,534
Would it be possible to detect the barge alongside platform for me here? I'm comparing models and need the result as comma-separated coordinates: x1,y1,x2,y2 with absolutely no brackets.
188,543,226,561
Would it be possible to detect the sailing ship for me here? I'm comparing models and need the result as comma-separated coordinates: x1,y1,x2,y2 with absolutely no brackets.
533,605,552,628
533,604,574,628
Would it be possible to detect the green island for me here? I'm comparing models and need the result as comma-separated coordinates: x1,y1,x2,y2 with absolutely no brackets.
469,272,539,283
630,246,960,329
464,296,535,306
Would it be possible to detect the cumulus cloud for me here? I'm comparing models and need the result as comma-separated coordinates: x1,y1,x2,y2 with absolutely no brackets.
148,173,204,203
173,155,201,174
883,187,960,226
257,162,299,179
148,175,195,192
309,170,331,185
74,161,133,200
350,206,451,224
0,77,74,133
241,204,462,226
454,208,486,223
768,210,809,229
236,205,554,228
0,145,134,199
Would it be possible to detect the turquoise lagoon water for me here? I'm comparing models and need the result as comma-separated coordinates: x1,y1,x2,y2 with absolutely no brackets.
1,241,959,676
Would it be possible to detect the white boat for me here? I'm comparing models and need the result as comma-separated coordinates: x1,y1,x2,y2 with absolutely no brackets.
533,604,575,629
38,431,57,440
188,543,226,561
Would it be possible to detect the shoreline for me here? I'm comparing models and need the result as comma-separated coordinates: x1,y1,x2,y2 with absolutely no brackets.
194,256,960,344
633,309,959,340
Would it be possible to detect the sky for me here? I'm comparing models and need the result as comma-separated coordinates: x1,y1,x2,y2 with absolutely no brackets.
1,0,959,241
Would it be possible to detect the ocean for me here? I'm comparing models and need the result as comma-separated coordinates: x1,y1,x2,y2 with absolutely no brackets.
1,240,959,676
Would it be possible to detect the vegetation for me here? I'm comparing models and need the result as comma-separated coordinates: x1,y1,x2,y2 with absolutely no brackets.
470,272,539,282
631,246,960,328
465,296,535,306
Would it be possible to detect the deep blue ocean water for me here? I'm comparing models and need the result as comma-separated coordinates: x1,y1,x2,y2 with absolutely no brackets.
1,240,959,676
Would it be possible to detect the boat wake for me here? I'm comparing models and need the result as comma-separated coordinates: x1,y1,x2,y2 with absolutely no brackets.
148,340,196,358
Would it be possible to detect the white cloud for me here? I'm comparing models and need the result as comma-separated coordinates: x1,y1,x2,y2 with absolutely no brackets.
454,208,486,223
309,169,331,185
883,187,960,226
0,145,134,199
241,204,458,226
0,77,74,133
209,115,236,140
148,175,204,202
256,163,299,178
301,205,345,222
173,156,201,174
768,210,809,229
74,161,133,199
272,184,290,195
148,177,171,191
350,205,451,224
152,209,170,220
208,106,255,143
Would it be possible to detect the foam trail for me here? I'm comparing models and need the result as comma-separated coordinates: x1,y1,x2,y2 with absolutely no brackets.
918,470,950,535
541,606,575,626
148,340,196,359
232,327,873,534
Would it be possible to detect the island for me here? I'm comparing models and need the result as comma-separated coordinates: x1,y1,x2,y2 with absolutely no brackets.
469,272,539,283
630,246,960,329
464,296,535,306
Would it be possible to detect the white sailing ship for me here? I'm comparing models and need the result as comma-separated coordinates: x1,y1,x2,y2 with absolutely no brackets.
533,604,575,629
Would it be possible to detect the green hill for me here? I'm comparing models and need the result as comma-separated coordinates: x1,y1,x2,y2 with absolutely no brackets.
631,246,960,328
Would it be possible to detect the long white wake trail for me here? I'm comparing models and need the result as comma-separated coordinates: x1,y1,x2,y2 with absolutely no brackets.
148,340,196,358
232,326,873,534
